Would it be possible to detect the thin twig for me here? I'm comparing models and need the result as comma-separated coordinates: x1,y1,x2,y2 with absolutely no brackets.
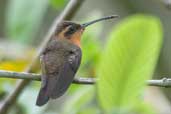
0,70,95,84
147,78,171,87
0,0,85,114
0,70,171,87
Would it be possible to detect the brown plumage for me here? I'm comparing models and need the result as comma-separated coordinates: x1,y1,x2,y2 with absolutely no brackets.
36,15,117,106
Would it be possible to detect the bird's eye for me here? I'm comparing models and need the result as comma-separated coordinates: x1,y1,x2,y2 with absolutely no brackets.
69,26,75,32
64,25,77,37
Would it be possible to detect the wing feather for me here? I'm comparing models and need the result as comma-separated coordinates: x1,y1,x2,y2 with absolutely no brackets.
50,48,82,98
36,56,50,106
36,40,82,106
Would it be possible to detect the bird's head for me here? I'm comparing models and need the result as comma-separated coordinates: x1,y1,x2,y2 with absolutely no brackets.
53,15,118,47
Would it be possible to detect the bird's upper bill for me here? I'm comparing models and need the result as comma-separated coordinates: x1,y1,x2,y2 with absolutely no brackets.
81,15,119,28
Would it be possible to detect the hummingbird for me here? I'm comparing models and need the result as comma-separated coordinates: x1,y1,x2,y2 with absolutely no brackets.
36,15,118,106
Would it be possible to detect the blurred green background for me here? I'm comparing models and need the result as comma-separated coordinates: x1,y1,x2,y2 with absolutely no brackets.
0,0,170,114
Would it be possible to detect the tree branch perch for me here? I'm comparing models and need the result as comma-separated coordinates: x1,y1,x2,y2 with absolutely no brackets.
0,70,171,87
0,70,95,84
147,78,171,87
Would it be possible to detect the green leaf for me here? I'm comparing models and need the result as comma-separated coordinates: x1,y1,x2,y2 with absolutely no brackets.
50,0,66,9
77,106,100,114
134,102,156,114
5,0,49,44
62,86,94,114
96,14,163,112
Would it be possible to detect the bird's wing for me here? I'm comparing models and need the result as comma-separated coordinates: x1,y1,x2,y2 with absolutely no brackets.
36,55,50,106
36,45,82,106
50,48,82,99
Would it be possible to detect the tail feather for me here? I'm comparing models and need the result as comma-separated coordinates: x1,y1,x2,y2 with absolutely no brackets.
36,87,49,106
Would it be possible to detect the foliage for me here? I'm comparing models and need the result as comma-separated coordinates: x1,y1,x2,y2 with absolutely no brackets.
97,15,162,113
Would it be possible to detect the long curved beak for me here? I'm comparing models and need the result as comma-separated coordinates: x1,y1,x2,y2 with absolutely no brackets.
81,15,119,28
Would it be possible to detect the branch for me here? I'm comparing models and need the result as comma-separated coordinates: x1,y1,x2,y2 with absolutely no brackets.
147,78,171,87
0,0,85,114
0,70,95,84
0,70,171,87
